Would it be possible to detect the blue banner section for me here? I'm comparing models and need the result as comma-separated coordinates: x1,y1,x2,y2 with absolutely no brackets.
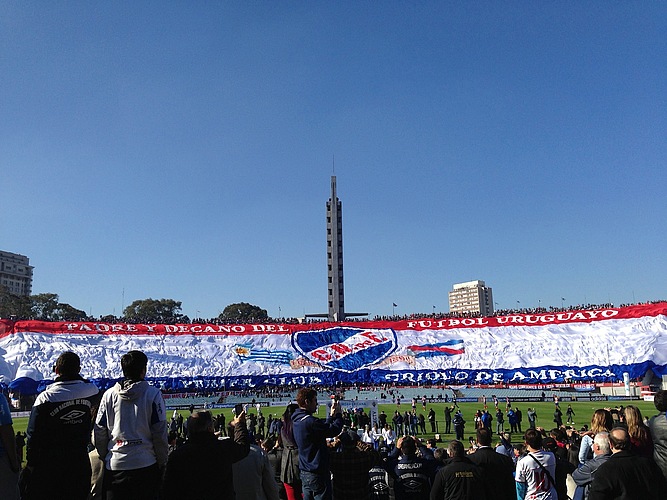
57,360,660,392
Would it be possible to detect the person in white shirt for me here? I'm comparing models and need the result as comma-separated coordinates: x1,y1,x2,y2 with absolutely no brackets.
515,428,557,500
361,425,375,446
382,424,396,451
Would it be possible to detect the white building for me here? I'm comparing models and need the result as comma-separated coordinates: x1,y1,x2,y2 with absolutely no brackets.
0,250,33,296
448,280,494,316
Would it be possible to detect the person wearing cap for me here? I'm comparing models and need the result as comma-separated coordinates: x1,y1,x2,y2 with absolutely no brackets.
22,351,100,500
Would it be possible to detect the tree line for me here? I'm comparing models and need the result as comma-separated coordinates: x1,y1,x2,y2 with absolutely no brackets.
0,286,267,324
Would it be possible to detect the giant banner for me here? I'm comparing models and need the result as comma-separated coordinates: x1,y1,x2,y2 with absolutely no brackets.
1,303,666,390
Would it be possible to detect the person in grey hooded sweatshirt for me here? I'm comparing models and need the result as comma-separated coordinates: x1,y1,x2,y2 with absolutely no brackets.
94,350,168,500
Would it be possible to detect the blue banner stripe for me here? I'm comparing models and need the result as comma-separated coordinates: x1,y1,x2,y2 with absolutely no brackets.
293,327,363,352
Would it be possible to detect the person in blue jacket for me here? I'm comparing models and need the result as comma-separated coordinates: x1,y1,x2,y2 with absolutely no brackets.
292,388,343,500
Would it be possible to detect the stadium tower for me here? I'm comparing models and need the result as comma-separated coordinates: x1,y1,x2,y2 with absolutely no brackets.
327,176,345,321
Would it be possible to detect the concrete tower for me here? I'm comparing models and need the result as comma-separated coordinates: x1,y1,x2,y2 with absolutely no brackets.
326,176,344,321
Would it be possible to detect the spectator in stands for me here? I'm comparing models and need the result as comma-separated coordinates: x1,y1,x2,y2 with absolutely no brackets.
549,428,569,462
495,432,515,463
23,351,99,500
233,435,280,500
292,388,343,500
0,391,19,500
572,431,611,500
161,409,250,499
263,436,287,500
649,389,667,480
280,403,302,500
329,430,376,499
543,436,575,500
94,350,169,500
468,428,515,500
387,436,434,500
515,428,557,500
623,405,654,458
587,427,667,500
430,439,485,500
579,409,613,465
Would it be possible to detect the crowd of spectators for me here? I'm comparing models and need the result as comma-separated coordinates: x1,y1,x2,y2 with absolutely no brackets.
4,357,667,499
8,300,661,326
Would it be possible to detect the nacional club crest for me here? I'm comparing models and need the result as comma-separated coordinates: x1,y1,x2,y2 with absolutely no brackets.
292,327,397,373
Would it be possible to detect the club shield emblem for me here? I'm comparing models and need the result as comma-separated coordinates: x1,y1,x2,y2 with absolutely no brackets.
292,327,397,373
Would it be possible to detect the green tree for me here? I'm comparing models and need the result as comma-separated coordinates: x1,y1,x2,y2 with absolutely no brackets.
219,302,268,322
53,302,88,321
30,293,61,320
123,298,185,324
0,285,32,319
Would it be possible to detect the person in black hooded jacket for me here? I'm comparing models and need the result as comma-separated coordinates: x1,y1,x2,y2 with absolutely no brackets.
22,351,100,500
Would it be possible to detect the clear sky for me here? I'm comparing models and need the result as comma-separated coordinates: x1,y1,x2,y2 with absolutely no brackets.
1,2,665,320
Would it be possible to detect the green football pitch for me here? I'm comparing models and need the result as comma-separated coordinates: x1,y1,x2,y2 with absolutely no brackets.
11,398,659,448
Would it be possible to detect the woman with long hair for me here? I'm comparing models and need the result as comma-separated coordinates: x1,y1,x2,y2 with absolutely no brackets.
279,403,302,500
624,405,654,458
578,409,613,464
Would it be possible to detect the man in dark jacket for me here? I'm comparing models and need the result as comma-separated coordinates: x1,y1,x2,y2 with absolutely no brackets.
387,436,435,500
453,411,465,440
648,389,667,480
588,427,667,500
430,440,485,500
23,351,99,500
161,409,249,499
444,406,453,434
329,431,377,499
468,428,514,500
292,387,343,500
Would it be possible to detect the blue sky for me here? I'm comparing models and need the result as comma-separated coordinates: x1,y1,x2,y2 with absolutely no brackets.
1,2,665,320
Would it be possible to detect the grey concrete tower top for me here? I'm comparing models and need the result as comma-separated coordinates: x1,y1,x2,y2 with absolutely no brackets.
326,176,344,321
